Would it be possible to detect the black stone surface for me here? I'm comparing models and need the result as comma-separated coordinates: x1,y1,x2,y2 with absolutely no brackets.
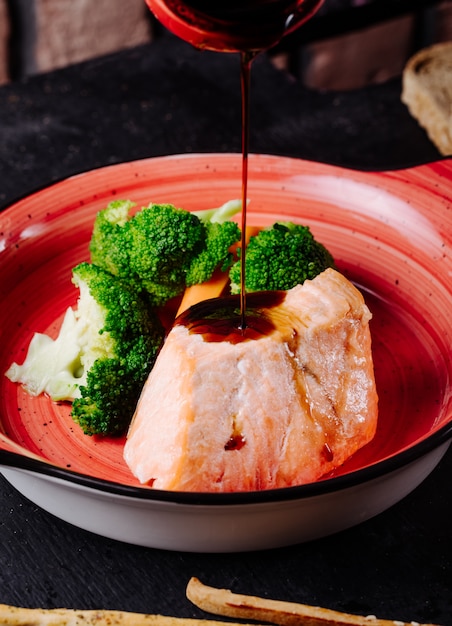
0,35,442,208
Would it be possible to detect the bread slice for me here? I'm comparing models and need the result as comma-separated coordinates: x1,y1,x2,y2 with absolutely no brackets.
402,41,452,156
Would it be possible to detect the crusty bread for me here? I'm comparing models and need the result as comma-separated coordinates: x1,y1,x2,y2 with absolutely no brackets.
401,41,452,156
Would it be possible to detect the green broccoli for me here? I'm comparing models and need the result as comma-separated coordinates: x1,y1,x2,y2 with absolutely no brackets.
6,263,165,436
90,199,242,306
229,222,335,294
88,199,134,278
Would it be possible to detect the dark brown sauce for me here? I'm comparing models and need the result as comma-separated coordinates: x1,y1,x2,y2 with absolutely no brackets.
225,432,246,451
176,292,285,343
323,442,334,462
239,51,255,329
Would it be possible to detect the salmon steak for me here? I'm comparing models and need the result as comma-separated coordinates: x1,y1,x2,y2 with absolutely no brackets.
124,268,378,492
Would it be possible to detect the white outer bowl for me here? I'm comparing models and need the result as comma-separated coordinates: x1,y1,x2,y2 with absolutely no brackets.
2,440,450,552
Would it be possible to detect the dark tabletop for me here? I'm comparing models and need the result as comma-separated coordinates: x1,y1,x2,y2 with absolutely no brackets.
0,34,450,626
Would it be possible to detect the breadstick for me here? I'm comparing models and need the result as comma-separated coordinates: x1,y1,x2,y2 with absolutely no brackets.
0,605,262,626
186,577,440,626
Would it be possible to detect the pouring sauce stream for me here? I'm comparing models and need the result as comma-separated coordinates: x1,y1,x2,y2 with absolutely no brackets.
144,0,325,335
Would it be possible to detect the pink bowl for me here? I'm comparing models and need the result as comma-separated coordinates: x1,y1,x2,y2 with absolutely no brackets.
0,154,450,551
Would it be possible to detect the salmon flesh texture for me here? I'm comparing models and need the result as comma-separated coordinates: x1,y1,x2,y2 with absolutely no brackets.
124,268,378,492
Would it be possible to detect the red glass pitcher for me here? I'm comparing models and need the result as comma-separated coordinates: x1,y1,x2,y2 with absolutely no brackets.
144,0,325,53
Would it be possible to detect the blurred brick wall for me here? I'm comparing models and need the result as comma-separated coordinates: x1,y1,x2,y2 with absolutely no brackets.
301,1,452,89
437,0,452,38
0,0,451,88
34,0,152,73
302,14,415,90
0,0,9,84
0,0,152,83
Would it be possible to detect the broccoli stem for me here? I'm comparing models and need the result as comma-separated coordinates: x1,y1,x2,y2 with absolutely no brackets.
193,199,242,224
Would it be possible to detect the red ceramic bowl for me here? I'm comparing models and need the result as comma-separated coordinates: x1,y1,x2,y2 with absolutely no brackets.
0,154,451,551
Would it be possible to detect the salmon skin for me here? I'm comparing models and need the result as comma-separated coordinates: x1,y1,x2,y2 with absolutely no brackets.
124,269,378,492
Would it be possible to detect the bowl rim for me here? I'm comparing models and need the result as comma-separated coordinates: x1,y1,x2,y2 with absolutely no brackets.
1,420,451,504
1,152,452,214
1,153,451,505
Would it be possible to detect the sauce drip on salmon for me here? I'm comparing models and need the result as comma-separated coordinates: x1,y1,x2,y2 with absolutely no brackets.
176,292,285,344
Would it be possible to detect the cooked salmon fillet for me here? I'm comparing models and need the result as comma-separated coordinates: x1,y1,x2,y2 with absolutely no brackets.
124,268,378,492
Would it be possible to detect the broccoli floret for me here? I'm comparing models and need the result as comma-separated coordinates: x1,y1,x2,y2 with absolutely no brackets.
229,222,335,294
89,199,135,278
71,262,165,435
90,199,242,306
187,199,245,285
6,263,165,436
